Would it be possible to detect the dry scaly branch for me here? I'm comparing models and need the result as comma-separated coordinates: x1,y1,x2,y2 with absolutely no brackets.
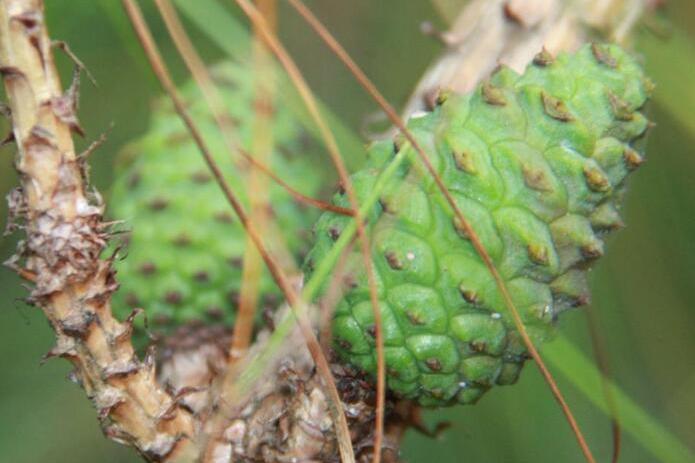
0,0,198,460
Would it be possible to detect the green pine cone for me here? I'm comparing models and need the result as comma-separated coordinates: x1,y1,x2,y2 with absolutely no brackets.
110,62,323,339
305,44,652,406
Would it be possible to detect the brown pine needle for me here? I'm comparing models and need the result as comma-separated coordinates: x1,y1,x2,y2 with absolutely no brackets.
154,0,348,221
232,1,386,461
234,0,277,365
238,148,354,216
155,0,350,365
286,1,597,462
155,0,261,362
121,2,351,462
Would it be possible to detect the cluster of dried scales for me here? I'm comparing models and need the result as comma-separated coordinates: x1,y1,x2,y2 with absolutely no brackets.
0,0,648,461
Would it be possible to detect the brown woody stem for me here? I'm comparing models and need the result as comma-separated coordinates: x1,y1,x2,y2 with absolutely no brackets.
0,0,197,461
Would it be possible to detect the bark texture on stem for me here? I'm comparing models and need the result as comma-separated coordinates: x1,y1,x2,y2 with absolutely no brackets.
195,312,409,462
0,0,197,460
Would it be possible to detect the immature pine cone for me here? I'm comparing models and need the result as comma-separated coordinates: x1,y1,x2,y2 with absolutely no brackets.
110,63,323,339
305,44,652,406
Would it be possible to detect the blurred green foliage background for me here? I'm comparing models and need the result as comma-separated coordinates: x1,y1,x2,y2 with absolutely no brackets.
0,1,693,462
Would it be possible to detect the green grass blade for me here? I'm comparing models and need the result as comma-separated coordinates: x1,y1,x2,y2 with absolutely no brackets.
544,335,694,463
